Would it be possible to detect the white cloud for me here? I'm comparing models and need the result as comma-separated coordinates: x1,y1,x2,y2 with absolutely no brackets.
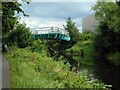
19,16,83,32
19,17,66,28
30,0,97,2
19,2,96,30
20,2,95,19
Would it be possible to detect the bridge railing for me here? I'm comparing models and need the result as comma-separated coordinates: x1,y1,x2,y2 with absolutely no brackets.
31,27,70,36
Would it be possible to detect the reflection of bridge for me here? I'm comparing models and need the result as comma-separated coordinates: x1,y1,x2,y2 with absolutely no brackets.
31,27,71,41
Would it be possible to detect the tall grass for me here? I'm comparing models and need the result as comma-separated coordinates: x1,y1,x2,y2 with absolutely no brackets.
6,46,105,88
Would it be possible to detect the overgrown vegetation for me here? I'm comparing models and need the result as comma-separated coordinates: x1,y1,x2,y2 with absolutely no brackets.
92,1,120,65
7,23,33,48
92,1,120,90
2,1,29,34
2,1,119,89
66,32,94,68
6,46,106,88
2,1,30,45
63,17,80,45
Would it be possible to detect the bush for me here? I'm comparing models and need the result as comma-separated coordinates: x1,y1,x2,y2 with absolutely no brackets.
108,51,120,65
28,39,48,53
8,23,33,48
66,33,94,67
6,47,106,88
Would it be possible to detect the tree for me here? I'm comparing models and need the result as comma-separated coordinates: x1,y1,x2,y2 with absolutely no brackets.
2,1,29,34
8,23,33,48
63,17,80,44
47,17,81,53
92,1,120,89
2,1,30,45
46,18,81,64
92,1,120,33
92,1,120,64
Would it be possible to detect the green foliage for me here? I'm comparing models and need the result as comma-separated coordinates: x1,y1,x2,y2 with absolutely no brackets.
2,2,29,34
8,23,33,48
45,17,81,58
28,39,48,54
92,2,120,33
108,51,120,65
92,1,120,89
92,1,120,65
6,47,105,88
81,32,93,41
64,17,81,44
66,33,94,67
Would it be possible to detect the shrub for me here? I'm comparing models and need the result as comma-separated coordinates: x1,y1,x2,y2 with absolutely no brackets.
6,47,106,88
29,39,47,53
8,23,33,48
108,51,120,65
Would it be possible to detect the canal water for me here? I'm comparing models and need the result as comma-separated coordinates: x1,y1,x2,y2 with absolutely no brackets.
72,56,120,90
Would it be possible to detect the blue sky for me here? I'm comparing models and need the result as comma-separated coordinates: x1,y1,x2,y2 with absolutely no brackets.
19,1,96,31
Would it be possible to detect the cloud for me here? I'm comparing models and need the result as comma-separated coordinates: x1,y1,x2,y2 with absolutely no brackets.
21,2,95,19
19,17,66,28
19,16,83,32
19,0,97,2
19,2,96,31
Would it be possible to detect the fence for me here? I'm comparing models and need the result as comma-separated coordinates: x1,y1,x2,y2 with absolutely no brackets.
31,27,70,36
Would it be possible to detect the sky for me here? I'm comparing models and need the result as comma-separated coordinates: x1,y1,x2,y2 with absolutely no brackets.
19,1,96,32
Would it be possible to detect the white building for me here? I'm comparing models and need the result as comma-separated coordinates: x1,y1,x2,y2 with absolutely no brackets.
82,14,99,33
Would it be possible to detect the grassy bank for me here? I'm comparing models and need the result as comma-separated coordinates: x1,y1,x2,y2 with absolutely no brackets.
5,46,106,88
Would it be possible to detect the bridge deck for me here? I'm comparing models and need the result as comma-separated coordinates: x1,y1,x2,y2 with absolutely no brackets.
31,27,71,41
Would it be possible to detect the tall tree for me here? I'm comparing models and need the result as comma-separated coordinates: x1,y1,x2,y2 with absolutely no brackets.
2,1,29,34
92,1,120,33
92,1,120,64
92,1,120,89
8,23,33,48
63,17,80,44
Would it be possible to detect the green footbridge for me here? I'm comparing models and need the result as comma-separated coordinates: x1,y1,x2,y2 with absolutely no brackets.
31,27,71,41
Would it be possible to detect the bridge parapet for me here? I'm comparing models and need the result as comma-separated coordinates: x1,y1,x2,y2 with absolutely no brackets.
31,26,69,36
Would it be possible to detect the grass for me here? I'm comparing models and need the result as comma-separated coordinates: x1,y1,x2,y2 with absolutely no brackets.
5,46,105,88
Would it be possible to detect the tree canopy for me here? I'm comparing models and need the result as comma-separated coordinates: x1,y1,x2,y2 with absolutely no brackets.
2,1,29,34
63,17,80,44
8,23,33,48
92,1,120,65
92,1,120,33
92,1,120,89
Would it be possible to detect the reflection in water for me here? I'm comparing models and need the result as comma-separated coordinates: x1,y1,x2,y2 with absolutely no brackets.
94,59,120,90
